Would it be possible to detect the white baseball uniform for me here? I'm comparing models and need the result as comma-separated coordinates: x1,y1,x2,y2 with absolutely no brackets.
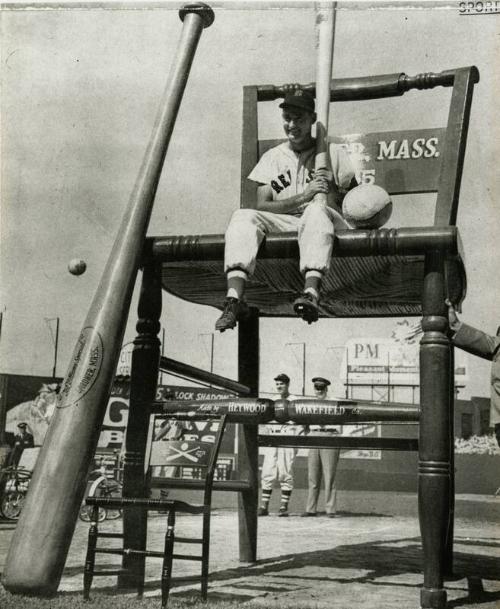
224,142,355,276
260,394,304,492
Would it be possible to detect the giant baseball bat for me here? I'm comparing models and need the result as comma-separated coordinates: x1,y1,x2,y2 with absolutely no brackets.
3,4,214,596
313,2,337,205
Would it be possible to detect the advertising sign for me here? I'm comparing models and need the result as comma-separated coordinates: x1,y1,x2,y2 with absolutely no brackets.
98,382,236,450
341,320,468,387
1,374,235,453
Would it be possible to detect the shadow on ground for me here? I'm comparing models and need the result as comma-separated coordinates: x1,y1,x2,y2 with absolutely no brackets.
59,534,500,607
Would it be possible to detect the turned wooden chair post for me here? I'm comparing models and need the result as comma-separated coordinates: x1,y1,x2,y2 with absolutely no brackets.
445,344,456,576
120,261,162,590
418,250,452,609
237,308,260,563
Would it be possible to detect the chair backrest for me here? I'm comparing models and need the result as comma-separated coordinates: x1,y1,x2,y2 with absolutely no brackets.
147,414,228,504
150,440,214,472
240,67,479,227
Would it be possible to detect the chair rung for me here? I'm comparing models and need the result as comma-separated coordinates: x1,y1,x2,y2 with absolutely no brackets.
175,537,203,544
152,478,252,492
171,575,204,583
123,549,165,558
89,569,129,577
213,479,252,492
95,547,125,556
97,532,124,539
172,553,203,561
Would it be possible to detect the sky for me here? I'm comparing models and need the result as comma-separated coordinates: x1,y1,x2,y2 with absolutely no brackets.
1,0,499,401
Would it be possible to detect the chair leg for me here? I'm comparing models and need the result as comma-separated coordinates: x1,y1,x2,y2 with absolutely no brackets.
161,509,176,608
418,252,450,609
200,512,210,600
83,506,99,600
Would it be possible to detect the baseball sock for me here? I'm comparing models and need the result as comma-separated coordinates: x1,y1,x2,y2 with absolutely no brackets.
304,270,322,299
280,490,292,511
261,489,272,509
227,269,248,300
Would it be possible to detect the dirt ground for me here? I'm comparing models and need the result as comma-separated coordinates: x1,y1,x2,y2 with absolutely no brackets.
1,509,499,608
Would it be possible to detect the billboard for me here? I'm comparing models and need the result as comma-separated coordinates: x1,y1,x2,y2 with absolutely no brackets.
341,320,468,387
1,374,235,452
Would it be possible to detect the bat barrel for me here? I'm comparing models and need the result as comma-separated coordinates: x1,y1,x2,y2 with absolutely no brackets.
3,4,214,596
156,398,276,423
275,398,420,424
160,355,250,395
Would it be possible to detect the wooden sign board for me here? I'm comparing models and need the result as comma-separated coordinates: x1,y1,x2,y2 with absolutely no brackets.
259,128,445,195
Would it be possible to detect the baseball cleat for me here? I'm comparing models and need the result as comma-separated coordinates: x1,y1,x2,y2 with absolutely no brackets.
293,292,319,324
215,297,250,332
257,507,269,517
300,512,317,517
278,508,289,517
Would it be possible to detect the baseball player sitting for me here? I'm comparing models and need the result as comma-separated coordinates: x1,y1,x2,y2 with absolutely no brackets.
215,87,357,332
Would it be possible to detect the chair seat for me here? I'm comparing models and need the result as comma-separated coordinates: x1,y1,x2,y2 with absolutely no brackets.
153,229,466,318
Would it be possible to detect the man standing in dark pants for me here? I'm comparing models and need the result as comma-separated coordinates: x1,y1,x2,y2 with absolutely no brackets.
446,299,500,446
302,377,340,518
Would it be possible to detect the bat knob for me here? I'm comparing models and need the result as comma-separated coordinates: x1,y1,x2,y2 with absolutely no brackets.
179,3,215,28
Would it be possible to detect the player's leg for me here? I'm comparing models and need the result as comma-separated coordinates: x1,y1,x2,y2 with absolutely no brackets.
216,209,298,331
322,448,340,517
259,448,278,516
277,448,295,516
294,203,351,323
303,448,321,516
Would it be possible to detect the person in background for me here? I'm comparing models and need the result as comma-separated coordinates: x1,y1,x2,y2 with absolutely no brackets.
302,377,341,518
446,299,500,446
258,373,304,517
7,422,35,467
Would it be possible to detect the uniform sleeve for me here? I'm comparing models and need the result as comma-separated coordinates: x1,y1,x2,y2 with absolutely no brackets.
453,322,500,361
248,149,275,185
329,143,356,190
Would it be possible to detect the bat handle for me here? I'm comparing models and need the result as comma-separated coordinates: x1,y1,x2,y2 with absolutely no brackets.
179,3,215,28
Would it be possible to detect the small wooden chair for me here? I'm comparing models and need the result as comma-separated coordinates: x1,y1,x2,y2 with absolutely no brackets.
83,414,228,607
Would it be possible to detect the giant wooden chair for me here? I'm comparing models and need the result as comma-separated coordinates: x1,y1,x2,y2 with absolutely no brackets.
119,66,479,609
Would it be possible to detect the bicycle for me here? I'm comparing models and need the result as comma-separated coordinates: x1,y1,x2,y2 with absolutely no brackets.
79,455,123,522
0,466,32,521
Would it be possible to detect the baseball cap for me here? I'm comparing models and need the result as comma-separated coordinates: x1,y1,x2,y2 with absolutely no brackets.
17,422,28,429
274,373,290,383
279,89,315,113
312,377,331,388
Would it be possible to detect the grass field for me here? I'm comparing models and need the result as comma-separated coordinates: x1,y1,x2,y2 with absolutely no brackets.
0,589,238,609
0,589,323,609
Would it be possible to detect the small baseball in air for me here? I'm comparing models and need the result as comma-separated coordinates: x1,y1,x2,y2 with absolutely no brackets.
342,183,393,228
68,258,87,276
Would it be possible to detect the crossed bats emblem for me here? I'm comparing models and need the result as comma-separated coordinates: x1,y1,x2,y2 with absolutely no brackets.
166,442,205,463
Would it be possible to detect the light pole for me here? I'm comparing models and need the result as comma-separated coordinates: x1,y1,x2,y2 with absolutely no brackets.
45,317,60,378
199,332,215,379
286,342,306,396
326,345,347,398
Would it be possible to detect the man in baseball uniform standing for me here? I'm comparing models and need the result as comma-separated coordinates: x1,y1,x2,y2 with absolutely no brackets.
215,88,356,332
258,373,303,517
302,377,341,518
